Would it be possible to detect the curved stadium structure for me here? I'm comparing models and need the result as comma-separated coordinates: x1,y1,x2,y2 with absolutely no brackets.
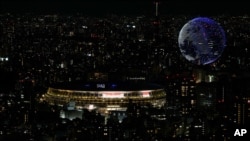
42,81,166,113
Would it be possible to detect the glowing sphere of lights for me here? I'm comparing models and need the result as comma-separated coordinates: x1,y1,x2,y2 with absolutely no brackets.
178,17,226,65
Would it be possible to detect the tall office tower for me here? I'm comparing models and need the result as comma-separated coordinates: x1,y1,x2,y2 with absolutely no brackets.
166,74,196,117
179,77,196,116
164,74,197,139
196,82,217,119
233,99,249,126
231,77,250,127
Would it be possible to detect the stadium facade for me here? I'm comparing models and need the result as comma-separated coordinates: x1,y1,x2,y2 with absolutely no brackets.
41,81,167,114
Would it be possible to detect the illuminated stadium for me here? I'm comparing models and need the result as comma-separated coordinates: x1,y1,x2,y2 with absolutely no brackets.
41,81,166,113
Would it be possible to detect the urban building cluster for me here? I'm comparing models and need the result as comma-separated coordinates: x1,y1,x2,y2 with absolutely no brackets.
0,13,249,140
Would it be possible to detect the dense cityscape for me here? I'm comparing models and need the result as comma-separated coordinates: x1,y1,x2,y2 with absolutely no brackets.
0,1,250,141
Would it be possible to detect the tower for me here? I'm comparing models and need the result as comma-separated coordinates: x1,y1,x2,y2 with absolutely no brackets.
154,0,159,17
152,0,160,41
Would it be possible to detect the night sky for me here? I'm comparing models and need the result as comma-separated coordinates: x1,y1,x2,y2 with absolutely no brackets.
0,0,249,16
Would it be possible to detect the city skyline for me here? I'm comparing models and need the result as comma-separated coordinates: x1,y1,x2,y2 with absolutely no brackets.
0,1,250,140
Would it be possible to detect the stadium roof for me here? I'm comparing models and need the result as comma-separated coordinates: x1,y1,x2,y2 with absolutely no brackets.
49,81,164,91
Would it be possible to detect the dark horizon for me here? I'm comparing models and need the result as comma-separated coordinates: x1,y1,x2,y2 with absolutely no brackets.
1,0,249,16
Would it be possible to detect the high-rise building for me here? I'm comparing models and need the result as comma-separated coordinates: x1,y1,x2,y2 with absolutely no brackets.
166,74,196,117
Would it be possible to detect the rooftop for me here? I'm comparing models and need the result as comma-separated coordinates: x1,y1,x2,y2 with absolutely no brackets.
49,81,164,91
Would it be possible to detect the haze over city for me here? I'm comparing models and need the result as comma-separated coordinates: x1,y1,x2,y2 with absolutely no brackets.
1,0,249,15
